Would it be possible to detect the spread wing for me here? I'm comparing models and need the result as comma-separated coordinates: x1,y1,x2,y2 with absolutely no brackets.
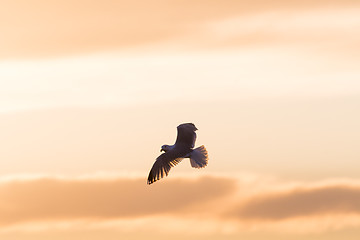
148,123,198,185
175,124,197,149
147,151,183,184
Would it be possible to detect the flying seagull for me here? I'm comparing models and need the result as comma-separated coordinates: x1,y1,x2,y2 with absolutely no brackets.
147,123,208,184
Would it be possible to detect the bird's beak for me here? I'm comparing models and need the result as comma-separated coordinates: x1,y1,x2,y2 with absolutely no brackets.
160,149,164,152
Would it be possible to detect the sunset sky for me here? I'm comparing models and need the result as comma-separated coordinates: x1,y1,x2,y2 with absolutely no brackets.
1,1,360,239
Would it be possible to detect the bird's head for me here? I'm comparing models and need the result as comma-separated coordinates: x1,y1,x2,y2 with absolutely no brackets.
160,145,171,152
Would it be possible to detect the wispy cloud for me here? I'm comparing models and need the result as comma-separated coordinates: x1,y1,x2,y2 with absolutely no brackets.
2,174,360,240
2,175,360,227
0,176,235,226
1,0,359,58
232,184,360,220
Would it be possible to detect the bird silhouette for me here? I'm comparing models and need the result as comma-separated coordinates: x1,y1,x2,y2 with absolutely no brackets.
147,123,208,184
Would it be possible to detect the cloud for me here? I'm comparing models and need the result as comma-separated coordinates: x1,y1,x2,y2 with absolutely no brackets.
1,0,359,58
232,184,360,220
0,176,236,226
2,174,360,236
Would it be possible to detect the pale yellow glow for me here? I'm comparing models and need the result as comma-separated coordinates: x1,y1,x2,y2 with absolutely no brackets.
1,48,360,113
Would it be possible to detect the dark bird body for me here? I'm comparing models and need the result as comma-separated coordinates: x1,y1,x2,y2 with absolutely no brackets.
147,123,208,184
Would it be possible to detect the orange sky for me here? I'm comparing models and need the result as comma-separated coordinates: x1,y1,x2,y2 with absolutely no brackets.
1,0,360,58
1,0,360,239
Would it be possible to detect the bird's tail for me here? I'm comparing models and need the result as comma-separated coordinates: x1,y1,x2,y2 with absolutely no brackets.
189,145,209,168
